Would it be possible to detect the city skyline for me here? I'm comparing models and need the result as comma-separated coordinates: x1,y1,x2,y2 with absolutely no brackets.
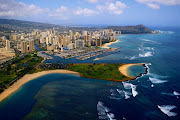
0,0,180,26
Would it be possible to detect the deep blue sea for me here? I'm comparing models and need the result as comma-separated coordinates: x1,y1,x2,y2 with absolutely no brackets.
0,27,180,120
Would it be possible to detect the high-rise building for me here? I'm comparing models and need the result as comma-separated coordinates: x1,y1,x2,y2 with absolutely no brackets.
75,40,84,48
29,40,34,52
21,41,27,53
12,35,17,40
69,30,73,40
96,39,102,46
6,40,10,51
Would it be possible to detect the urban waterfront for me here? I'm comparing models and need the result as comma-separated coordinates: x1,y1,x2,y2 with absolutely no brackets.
0,27,180,119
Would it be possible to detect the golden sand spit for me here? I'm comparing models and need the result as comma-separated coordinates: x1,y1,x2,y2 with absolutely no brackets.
118,63,144,78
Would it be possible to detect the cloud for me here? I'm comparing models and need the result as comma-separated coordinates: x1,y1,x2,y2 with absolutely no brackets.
97,1,127,15
0,0,127,20
136,0,180,9
87,0,114,3
74,8,98,16
0,0,46,17
48,6,69,19
87,0,99,3
147,3,160,9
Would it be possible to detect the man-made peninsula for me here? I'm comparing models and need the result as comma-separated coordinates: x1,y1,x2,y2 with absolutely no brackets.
0,63,147,102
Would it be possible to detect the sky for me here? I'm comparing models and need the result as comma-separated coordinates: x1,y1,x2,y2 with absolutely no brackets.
0,0,180,26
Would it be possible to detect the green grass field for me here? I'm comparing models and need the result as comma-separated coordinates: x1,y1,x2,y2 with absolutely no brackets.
0,53,43,92
67,63,130,81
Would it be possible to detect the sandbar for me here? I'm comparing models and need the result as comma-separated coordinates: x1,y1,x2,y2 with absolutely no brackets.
101,40,119,49
0,70,80,102
119,63,144,78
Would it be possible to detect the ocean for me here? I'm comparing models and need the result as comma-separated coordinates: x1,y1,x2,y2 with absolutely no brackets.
0,27,180,120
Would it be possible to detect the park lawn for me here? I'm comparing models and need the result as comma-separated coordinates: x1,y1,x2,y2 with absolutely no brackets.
67,63,130,81
0,54,43,91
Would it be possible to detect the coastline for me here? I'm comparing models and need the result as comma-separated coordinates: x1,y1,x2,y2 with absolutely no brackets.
0,70,80,102
119,63,145,78
101,40,119,49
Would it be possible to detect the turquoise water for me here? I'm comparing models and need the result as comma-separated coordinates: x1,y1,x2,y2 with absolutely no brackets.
0,27,180,120
128,65,145,77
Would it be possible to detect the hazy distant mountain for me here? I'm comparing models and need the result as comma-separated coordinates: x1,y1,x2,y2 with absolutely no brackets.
107,25,152,34
0,19,60,30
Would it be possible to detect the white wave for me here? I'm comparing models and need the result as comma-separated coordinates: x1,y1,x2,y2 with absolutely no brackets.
158,105,177,117
149,73,168,79
123,90,131,99
109,89,123,100
173,91,180,96
139,47,154,51
161,92,174,96
162,31,175,34
97,101,109,115
151,84,154,87
144,63,151,75
141,39,161,44
122,82,138,97
129,56,137,60
131,84,138,97
97,101,116,120
139,52,153,57
107,113,116,120
122,82,132,89
124,56,137,60
149,77,167,84
173,91,180,98
116,89,124,94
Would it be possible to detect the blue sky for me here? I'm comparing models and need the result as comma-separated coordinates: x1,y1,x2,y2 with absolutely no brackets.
0,0,180,26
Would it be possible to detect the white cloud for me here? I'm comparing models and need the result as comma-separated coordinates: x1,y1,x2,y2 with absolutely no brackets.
48,6,69,19
87,0,99,3
74,8,98,16
0,0,46,17
87,0,114,3
136,0,180,9
0,0,127,20
97,1,127,15
147,3,160,9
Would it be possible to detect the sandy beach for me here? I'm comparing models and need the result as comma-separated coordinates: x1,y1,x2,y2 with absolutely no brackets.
0,70,80,102
119,63,144,78
101,40,119,49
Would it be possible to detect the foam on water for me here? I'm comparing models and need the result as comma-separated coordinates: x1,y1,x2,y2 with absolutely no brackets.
149,73,168,79
123,90,131,99
161,92,174,96
122,82,138,97
173,91,180,98
97,101,116,120
139,52,153,57
151,84,154,87
158,105,177,117
162,31,175,34
109,89,123,100
173,91,180,96
122,82,132,89
149,77,167,84
139,47,154,51
141,39,161,44
131,84,138,97
129,56,137,60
